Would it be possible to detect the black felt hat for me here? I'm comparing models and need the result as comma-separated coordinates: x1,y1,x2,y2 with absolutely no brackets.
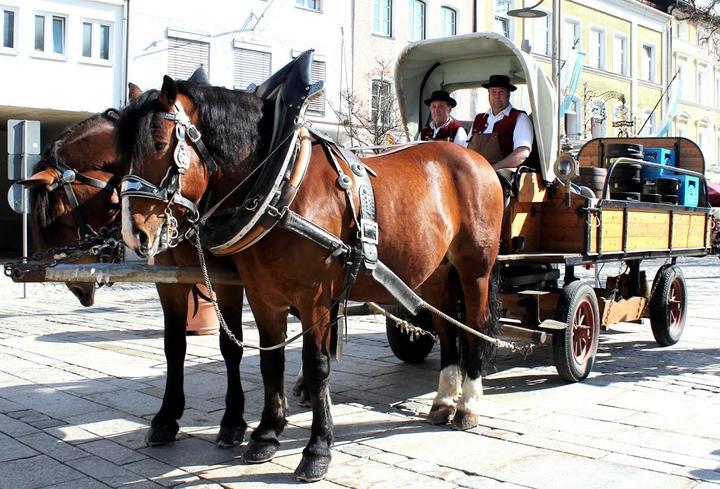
424,90,457,107
482,74,517,92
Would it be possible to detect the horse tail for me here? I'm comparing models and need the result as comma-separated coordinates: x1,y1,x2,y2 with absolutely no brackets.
458,262,501,376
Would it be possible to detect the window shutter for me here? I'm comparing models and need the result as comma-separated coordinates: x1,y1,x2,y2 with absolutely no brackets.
234,48,271,90
308,60,326,115
168,36,209,80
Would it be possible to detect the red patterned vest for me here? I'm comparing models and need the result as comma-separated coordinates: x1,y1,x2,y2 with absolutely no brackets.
420,119,464,142
470,108,525,158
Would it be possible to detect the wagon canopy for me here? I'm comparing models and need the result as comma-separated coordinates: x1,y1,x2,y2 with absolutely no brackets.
394,32,558,182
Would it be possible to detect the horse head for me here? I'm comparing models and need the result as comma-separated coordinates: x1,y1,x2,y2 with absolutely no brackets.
119,75,267,258
18,110,122,306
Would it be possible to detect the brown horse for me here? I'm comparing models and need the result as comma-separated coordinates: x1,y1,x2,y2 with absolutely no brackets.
118,75,503,481
20,104,249,448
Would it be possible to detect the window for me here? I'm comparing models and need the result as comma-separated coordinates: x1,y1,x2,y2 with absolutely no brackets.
698,66,709,103
34,13,66,55
373,0,392,36
642,44,656,82
296,0,321,11
533,12,550,55
167,34,209,79
82,21,112,61
308,59,326,115
371,79,393,126
677,60,687,101
234,47,271,90
2,7,16,49
613,34,628,76
408,0,425,41
677,21,688,41
715,75,720,109
562,19,581,58
494,0,511,39
440,7,456,37
589,28,605,69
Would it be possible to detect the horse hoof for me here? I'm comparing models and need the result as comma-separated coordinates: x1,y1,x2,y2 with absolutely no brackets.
242,439,279,464
426,404,455,425
451,410,479,431
294,454,331,482
216,426,246,448
145,424,179,446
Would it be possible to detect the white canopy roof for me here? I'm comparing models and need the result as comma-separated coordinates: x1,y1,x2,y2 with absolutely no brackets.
394,32,558,182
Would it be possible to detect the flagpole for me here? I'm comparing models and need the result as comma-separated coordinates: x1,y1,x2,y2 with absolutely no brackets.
638,68,680,135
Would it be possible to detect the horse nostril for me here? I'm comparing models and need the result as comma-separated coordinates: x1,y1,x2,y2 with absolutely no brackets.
134,227,149,250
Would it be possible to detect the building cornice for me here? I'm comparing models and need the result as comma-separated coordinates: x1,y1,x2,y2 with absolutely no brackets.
571,0,671,29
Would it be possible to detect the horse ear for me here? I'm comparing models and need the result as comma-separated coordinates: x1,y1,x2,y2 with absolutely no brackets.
128,83,143,102
159,75,177,109
17,168,57,188
188,66,209,86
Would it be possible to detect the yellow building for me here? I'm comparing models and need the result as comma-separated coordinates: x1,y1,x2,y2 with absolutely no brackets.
489,0,670,145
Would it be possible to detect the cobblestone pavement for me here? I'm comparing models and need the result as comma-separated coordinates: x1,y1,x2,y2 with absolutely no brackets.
0,256,718,488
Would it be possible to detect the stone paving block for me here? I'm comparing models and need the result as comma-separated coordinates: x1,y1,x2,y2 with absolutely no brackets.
86,389,164,418
515,433,607,459
200,459,345,488
0,431,38,462
0,412,38,437
124,457,200,487
455,475,507,488
0,454,86,488
77,438,148,466
45,423,102,445
66,454,147,487
138,436,239,471
17,431,88,462
334,442,382,458
672,466,720,484
63,409,149,438
41,477,113,488
0,396,24,413
602,452,681,474
3,384,108,419
369,451,409,465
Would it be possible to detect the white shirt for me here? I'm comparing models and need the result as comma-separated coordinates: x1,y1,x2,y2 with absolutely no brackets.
479,104,533,151
427,118,468,147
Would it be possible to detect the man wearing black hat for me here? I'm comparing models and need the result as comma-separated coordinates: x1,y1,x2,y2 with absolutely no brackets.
419,90,468,147
467,75,533,170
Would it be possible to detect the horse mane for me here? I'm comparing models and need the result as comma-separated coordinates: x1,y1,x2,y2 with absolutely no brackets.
116,82,270,170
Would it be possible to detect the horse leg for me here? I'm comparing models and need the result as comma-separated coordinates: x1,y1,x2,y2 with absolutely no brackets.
452,266,499,431
147,283,192,445
294,293,334,482
242,299,288,464
424,267,461,425
213,284,248,448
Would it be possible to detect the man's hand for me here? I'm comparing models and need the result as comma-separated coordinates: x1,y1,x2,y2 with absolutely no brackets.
493,146,530,170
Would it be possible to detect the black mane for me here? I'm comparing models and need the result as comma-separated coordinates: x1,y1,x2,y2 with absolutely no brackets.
116,82,269,171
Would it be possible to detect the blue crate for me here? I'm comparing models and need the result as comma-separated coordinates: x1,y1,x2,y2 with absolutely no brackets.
642,147,676,179
677,175,700,207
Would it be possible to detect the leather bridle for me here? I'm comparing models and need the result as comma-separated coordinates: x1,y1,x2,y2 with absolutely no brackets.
120,100,218,236
45,152,118,239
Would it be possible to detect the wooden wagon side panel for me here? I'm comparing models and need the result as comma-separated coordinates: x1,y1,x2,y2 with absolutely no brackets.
538,189,587,253
671,212,707,249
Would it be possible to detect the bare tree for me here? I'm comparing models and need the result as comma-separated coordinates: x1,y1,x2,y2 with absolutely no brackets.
331,57,402,150
670,1,720,59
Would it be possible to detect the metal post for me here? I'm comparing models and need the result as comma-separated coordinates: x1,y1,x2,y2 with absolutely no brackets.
552,0,562,145
20,121,27,299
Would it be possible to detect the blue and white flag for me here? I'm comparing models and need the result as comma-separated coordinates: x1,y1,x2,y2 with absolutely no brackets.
559,50,585,116
653,78,682,137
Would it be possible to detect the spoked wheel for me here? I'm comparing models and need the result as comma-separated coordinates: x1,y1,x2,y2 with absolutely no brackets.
385,308,435,364
649,265,687,346
553,281,600,382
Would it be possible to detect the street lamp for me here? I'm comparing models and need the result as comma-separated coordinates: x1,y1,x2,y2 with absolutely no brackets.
508,0,562,147
507,0,547,18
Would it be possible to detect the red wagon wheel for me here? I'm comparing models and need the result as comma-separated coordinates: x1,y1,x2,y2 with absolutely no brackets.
649,265,687,346
553,281,600,382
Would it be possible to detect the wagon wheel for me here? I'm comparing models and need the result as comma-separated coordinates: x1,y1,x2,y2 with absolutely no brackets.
553,281,600,382
649,266,687,346
386,309,435,364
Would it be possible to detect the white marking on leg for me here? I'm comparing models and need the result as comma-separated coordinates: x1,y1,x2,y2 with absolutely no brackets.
457,375,484,415
433,365,460,407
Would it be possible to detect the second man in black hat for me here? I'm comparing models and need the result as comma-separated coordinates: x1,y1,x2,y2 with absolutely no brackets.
419,90,468,147
467,75,533,171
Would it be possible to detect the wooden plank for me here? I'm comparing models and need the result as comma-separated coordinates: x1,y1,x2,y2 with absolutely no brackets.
671,213,707,248
600,296,647,326
515,172,546,203
504,202,543,252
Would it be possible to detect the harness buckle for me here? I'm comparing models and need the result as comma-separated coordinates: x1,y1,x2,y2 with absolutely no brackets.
360,218,379,245
187,125,202,143
61,170,76,183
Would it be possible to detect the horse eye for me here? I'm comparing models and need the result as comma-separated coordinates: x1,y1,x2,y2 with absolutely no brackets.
154,142,166,152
